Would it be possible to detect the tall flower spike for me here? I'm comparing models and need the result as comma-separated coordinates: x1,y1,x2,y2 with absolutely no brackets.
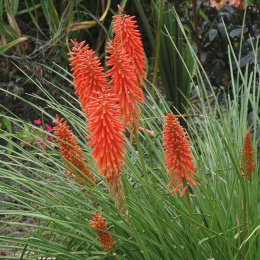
163,112,197,196
86,90,126,180
86,90,126,212
68,39,109,113
53,115,95,186
241,130,255,180
89,211,115,252
112,6,146,87
106,39,144,128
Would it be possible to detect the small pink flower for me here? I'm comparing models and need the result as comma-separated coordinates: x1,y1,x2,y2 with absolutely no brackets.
46,136,55,148
21,142,29,146
45,124,53,132
39,143,47,150
46,136,54,141
34,119,41,125
47,176,57,184
35,139,47,150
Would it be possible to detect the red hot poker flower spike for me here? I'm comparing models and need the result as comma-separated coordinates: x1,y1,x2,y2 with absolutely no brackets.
86,90,126,182
89,211,115,252
241,130,255,180
68,39,109,113
53,115,95,186
112,7,146,86
106,39,144,128
163,113,197,195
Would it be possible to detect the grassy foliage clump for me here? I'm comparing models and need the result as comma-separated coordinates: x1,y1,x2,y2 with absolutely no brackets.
1,3,260,260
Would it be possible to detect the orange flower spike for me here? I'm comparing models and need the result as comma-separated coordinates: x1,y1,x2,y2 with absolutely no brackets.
106,39,144,128
112,6,146,87
68,39,109,113
163,113,197,195
53,115,95,186
241,130,255,180
90,211,115,252
86,90,126,181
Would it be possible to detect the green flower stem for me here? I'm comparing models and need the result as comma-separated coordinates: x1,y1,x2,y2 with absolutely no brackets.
110,251,119,260
134,127,148,182
183,178,192,217
182,178,198,247
242,195,247,256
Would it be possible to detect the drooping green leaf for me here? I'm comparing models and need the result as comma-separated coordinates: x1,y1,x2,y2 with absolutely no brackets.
2,116,12,133
0,36,27,53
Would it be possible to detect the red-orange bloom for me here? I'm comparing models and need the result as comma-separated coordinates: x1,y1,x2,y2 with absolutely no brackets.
241,130,255,180
86,90,126,183
106,39,144,128
53,115,95,186
89,211,115,252
163,113,197,195
68,39,109,113
112,6,146,86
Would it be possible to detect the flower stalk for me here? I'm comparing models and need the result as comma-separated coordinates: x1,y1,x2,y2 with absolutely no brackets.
242,194,247,254
134,125,148,182
182,177,198,242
